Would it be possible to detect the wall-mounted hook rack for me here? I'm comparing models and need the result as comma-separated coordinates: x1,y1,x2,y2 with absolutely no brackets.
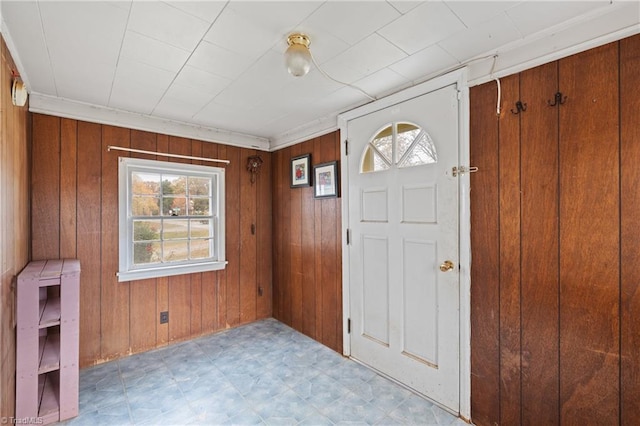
548,92,567,106
510,101,527,114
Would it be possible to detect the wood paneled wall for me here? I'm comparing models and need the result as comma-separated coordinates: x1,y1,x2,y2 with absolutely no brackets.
271,131,343,353
0,36,30,418
30,115,272,367
470,34,640,425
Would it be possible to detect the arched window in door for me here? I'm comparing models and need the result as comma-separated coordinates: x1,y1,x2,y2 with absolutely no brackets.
361,122,438,173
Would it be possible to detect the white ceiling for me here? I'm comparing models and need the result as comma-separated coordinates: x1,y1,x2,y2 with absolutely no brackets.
1,1,639,150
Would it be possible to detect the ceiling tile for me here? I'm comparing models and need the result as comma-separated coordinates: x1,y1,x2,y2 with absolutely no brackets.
390,45,459,82
193,102,256,135
173,65,231,97
438,13,522,61
120,31,190,73
203,6,281,60
0,1,57,94
187,41,254,80
127,2,211,51
39,1,127,66
321,33,407,83
444,1,522,27
109,57,176,114
211,50,290,108
153,83,213,121
387,1,423,14
353,68,411,99
506,1,611,37
165,1,226,23
53,64,115,106
303,1,401,45
377,2,466,55
225,1,323,34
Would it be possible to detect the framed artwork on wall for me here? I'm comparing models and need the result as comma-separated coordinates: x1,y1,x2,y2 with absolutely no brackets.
313,161,339,199
291,154,312,188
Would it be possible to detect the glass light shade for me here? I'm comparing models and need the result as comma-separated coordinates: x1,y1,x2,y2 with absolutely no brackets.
285,43,311,77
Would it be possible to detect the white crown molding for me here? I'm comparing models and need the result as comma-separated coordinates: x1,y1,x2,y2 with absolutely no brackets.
29,93,270,151
268,113,341,152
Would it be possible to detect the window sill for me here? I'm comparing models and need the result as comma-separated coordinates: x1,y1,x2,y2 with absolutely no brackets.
117,260,227,282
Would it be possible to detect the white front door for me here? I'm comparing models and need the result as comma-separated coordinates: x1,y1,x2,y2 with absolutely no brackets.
346,84,460,412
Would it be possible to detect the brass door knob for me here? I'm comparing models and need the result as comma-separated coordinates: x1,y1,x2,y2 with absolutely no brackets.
439,260,455,272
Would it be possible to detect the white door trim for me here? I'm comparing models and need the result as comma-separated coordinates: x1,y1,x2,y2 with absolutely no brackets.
338,69,471,420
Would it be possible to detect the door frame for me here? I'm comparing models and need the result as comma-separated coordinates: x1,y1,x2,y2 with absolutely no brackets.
337,69,471,420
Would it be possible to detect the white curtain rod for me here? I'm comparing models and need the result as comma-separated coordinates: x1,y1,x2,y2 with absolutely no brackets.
107,145,230,165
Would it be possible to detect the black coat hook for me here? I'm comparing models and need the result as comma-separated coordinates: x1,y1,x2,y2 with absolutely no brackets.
548,92,567,106
510,101,527,114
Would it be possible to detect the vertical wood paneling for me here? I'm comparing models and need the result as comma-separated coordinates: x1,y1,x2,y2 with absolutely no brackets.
620,34,640,424
225,146,241,327
469,82,501,426
279,147,292,325
300,141,316,337
76,121,102,365
271,131,343,353
470,37,640,426
558,43,620,422
217,144,228,330
313,140,324,341
321,133,339,350
239,148,257,324
31,115,271,368
256,150,273,320
100,125,130,359
498,74,522,425
31,114,60,260
0,35,30,419
520,62,560,425
129,130,158,352
271,149,283,319
59,119,77,259
290,143,303,331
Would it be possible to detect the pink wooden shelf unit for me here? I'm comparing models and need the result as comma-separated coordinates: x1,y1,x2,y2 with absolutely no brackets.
16,259,80,424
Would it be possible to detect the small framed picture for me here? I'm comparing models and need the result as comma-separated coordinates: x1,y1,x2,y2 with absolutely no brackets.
291,154,312,188
313,161,339,199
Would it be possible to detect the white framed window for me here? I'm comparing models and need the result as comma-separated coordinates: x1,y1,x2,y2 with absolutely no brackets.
118,157,226,282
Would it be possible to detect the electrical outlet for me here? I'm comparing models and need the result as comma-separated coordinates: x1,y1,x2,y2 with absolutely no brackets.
160,311,169,324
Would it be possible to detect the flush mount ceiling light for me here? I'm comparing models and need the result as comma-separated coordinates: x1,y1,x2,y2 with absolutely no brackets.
285,33,312,77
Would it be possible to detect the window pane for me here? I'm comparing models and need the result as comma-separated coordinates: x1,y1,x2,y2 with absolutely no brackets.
396,123,420,162
399,131,438,168
189,177,211,196
132,196,160,216
163,219,188,240
162,175,186,196
133,241,161,265
362,146,391,173
371,125,393,163
190,239,212,260
190,219,212,238
163,240,188,262
163,196,187,216
132,172,160,195
133,220,160,242
190,197,211,216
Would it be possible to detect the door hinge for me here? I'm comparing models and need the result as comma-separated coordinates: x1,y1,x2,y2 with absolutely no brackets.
457,90,462,100
345,140,349,156
346,229,351,245
452,166,479,177
347,318,351,334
